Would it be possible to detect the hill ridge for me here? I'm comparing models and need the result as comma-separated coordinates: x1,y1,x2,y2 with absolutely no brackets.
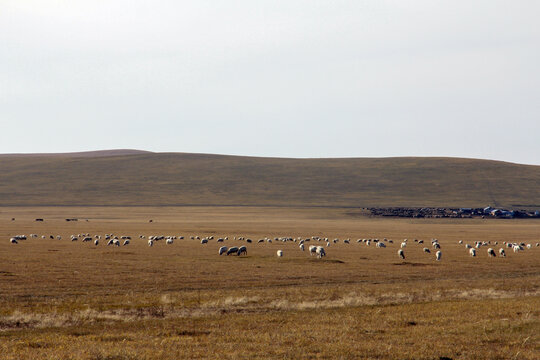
0,152,538,208
0,149,152,158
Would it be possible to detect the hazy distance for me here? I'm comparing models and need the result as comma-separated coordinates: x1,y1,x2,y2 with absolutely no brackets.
1,1,539,165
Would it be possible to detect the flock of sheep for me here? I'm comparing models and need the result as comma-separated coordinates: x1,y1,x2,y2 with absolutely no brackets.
8,232,539,262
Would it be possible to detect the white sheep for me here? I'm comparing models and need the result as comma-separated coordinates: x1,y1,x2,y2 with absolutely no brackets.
499,248,506,257
400,242,407,249
423,247,430,253
469,248,476,257
148,240,154,247
123,240,130,246
316,246,326,259
166,239,173,245
219,246,228,255
376,242,386,248
10,237,18,244
435,251,442,261
398,249,405,260
299,243,305,251
309,245,317,256
201,239,208,245
226,246,239,255
94,239,99,246
487,248,496,257
237,246,247,256
277,250,283,257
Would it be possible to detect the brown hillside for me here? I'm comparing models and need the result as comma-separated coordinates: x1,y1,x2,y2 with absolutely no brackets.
0,151,538,208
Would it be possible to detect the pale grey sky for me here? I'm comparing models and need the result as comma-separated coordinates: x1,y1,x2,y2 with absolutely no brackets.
1,1,539,164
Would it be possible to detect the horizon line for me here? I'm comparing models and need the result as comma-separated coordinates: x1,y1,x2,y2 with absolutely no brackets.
0,148,538,166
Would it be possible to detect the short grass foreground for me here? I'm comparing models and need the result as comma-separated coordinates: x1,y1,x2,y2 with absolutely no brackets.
0,206,539,359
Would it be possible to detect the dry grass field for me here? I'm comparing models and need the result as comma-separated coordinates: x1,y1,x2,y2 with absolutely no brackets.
0,206,538,359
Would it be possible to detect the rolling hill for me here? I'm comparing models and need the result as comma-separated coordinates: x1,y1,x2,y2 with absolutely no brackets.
0,150,538,208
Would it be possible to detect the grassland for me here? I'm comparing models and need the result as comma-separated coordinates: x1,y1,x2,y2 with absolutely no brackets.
0,206,538,359
0,151,539,208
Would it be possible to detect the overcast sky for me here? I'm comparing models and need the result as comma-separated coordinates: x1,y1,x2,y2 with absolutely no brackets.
1,1,539,164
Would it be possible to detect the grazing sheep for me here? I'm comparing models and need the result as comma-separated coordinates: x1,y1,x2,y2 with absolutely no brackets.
465,244,472,249
166,239,173,245
376,242,386,248
148,240,154,247
423,247,430,253
435,251,442,261
316,246,326,259
226,247,239,255
400,242,407,249
299,243,305,251
10,237,18,244
107,239,114,246
499,248,506,257
219,246,228,255
94,239,99,246
487,248,496,257
469,248,476,257
459,240,463,244
398,249,405,260
277,250,283,257
309,245,317,256
113,239,120,247
237,246,247,256
513,245,522,253
123,240,130,246
201,239,208,245
433,243,441,249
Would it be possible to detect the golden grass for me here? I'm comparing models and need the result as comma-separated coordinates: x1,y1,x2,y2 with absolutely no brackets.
0,206,538,359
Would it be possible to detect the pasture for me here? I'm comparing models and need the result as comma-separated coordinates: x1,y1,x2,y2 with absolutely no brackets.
0,206,539,359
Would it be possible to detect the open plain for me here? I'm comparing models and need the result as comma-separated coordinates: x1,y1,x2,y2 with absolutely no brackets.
0,206,538,359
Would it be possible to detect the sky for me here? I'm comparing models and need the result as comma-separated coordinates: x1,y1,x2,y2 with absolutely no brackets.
1,1,539,164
